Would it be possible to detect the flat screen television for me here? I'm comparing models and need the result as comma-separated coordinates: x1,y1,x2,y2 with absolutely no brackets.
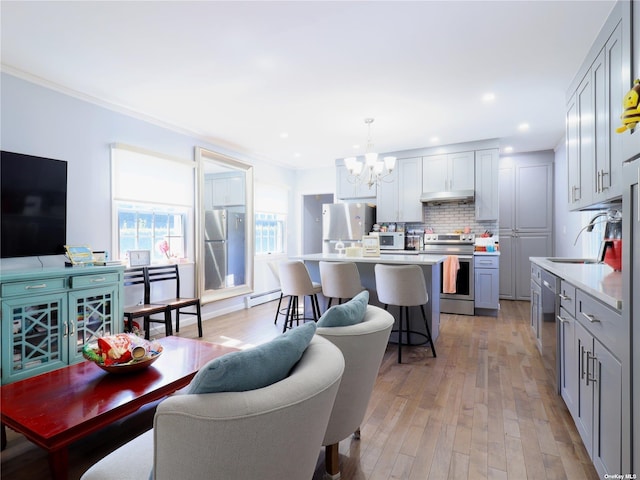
1,151,68,258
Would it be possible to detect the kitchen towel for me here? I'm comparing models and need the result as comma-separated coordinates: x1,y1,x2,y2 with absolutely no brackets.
443,255,460,293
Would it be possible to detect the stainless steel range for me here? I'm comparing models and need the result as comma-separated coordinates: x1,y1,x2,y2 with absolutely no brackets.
422,233,475,315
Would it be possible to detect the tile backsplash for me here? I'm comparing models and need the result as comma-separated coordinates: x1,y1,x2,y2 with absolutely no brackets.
406,203,498,235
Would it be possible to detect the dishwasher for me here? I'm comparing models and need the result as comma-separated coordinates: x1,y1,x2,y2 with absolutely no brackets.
540,269,560,394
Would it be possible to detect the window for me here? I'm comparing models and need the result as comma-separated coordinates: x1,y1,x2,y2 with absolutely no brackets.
116,203,187,263
111,144,195,263
254,183,288,255
255,212,286,255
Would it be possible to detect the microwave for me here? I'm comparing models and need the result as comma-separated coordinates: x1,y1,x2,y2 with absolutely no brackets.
378,232,405,250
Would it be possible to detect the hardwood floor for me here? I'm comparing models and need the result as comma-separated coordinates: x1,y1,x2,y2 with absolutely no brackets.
0,300,598,479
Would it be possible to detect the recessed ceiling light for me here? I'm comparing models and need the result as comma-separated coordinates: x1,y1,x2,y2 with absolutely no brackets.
280,132,289,139
518,123,530,131
293,152,301,158
430,136,439,143
503,146,513,153
482,93,495,102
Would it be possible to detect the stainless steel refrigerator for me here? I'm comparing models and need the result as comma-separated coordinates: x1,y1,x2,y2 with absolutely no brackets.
322,203,375,253
204,209,227,290
204,208,246,290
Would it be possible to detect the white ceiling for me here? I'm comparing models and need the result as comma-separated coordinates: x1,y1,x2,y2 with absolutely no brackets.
1,1,616,170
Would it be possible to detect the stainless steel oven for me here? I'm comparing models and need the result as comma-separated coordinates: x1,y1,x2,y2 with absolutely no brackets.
422,233,475,315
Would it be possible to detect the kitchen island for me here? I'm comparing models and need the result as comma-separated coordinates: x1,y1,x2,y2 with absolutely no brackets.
296,253,445,341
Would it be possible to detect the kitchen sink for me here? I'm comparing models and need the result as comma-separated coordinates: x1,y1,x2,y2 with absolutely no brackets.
546,257,600,264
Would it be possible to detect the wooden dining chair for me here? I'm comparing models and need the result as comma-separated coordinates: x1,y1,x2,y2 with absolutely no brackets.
122,267,171,338
147,264,203,339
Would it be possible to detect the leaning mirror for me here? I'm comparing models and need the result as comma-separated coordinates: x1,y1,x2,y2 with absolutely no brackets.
196,147,254,303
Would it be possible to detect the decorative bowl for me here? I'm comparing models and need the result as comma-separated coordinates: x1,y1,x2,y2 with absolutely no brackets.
82,337,163,374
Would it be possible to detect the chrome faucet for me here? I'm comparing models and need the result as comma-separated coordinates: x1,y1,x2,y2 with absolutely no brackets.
573,209,620,246
585,211,609,232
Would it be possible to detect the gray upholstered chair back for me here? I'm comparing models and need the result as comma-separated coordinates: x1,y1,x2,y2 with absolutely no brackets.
319,261,364,301
375,264,428,306
278,260,316,297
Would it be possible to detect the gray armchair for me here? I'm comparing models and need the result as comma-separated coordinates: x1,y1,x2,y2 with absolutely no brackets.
316,305,394,478
81,336,345,480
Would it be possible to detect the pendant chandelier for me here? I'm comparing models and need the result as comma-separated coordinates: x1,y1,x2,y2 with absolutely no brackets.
344,118,396,188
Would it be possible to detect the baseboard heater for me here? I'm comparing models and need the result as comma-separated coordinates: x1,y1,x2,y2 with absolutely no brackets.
245,289,281,308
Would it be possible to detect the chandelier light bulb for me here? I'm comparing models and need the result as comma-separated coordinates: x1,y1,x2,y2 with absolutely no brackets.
383,156,396,171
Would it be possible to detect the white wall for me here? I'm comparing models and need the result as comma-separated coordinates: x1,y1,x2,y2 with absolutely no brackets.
1,72,296,318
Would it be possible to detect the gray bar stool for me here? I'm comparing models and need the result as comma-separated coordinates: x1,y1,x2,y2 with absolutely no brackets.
278,260,322,332
374,264,437,363
319,261,365,311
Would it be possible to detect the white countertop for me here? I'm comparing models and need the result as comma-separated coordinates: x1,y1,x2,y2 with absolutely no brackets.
296,253,446,266
530,257,622,311
473,251,501,256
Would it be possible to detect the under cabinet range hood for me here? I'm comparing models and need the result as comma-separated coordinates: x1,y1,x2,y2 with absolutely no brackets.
420,189,475,204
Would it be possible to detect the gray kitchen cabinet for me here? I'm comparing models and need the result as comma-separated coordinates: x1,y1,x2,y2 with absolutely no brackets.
574,311,622,478
557,281,577,417
567,71,594,209
566,7,627,210
375,164,398,222
500,232,552,301
592,24,624,205
529,263,542,348
474,148,499,221
474,255,499,310
422,151,474,194
397,157,423,222
376,157,422,222
336,165,377,200
499,154,553,300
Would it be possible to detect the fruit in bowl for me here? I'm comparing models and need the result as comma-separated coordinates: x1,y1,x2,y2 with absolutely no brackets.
83,333,162,373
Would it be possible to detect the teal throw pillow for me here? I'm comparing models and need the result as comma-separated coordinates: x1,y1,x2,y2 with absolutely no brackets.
317,290,369,327
187,322,316,394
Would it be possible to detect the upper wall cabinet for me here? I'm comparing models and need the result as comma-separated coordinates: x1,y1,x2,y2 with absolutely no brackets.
377,157,422,222
567,2,631,210
204,171,245,209
336,165,377,200
422,151,474,194
475,149,499,221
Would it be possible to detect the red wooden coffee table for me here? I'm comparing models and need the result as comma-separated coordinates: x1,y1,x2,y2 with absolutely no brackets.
1,336,237,480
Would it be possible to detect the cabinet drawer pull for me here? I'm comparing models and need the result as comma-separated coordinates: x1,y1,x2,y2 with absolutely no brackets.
542,280,552,289
556,315,569,324
581,312,600,323
559,293,571,301
25,283,47,290
64,321,69,338
586,352,597,386
580,345,586,380
91,277,106,283
600,169,608,192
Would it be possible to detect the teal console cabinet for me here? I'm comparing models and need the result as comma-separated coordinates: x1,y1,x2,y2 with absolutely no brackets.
0,265,124,384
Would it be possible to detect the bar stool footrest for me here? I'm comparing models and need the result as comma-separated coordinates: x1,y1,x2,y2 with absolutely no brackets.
389,329,430,346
